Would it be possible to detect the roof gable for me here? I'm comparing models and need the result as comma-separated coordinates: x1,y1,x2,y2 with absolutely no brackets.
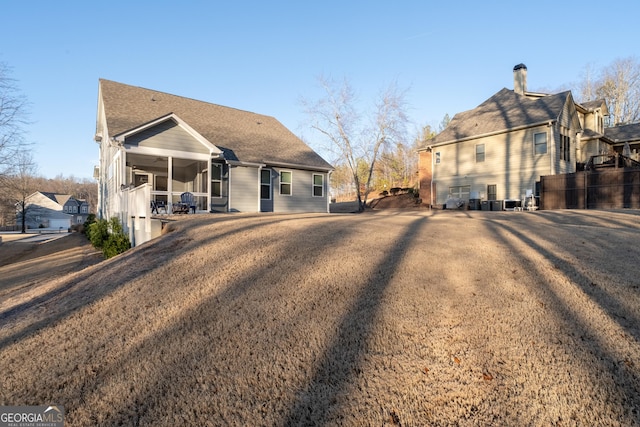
99,80,332,170
431,88,572,145
116,113,222,155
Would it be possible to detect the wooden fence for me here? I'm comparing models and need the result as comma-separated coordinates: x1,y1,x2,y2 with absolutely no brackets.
541,169,640,209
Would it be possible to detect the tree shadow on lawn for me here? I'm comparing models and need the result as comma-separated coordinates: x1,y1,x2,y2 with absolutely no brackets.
51,212,403,425
282,216,428,425
482,216,640,423
0,214,316,352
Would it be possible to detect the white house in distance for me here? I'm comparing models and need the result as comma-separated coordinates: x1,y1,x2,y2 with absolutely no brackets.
94,80,333,244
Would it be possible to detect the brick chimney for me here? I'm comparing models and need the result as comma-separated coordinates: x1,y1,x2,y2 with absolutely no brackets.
513,63,527,95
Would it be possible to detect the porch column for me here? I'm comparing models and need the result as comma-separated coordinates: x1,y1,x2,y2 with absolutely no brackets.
168,156,173,213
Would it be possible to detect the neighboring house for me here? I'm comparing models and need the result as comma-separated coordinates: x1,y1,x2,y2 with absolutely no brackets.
605,122,640,161
18,192,89,229
94,80,333,233
417,64,634,208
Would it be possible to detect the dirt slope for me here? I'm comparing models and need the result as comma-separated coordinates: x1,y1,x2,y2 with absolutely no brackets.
1,210,640,426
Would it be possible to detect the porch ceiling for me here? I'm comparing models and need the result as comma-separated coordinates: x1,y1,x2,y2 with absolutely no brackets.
126,154,202,171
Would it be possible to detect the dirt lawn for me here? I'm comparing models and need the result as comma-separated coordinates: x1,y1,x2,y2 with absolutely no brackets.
1,210,640,426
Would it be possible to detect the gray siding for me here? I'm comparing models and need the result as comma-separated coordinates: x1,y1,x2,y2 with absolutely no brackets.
126,121,209,154
272,168,328,213
229,165,259,212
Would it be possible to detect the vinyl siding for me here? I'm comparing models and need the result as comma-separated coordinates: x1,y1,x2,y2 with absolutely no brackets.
126,120,209,154
433,126,552,205
229,165,259,212
272,168,328,213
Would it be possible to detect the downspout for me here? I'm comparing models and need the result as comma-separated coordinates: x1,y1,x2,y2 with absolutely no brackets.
548,122,555,176
258,165,263,212
227,162,232,212
327,170,333,213
429,146,434,209
167,156,173,213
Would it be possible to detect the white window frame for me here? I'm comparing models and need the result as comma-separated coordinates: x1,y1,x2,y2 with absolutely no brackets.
534,132,547,155
280,170,292,196
261,169,271,200
211,163,222,198
476,144,485,163
312,174,324,197
449,185,471,200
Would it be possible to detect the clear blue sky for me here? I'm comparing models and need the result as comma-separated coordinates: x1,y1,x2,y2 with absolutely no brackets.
2,0,638,179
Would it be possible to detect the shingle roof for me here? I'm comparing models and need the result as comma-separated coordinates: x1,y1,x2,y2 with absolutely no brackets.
430,88,572,145
604,122,640,143
99,79,332,170
40,192,71,206
580,99,607,111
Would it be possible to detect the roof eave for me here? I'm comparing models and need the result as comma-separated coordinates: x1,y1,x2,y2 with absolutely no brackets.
429,119,558,148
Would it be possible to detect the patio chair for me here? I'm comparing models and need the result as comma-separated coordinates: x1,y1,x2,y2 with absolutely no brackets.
151,200,167,214
177,192,196,214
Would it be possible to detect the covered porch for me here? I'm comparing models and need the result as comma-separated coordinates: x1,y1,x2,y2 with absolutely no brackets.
126,152,215,214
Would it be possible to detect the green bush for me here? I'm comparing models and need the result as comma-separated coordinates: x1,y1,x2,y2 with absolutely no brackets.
83,214,96,236
88,217,131,258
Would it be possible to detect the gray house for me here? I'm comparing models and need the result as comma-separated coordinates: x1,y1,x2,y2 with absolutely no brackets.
94,80,333,244
19,192,89,230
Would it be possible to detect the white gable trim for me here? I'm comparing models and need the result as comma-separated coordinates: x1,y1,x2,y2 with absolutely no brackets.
113,113,222,155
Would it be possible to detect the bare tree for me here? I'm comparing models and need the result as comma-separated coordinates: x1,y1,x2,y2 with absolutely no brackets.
1,151,38,232
303,76,408,211
0,62,30,176
578,57,640,126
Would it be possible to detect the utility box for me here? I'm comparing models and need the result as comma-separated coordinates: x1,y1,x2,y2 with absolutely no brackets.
490,200,503,211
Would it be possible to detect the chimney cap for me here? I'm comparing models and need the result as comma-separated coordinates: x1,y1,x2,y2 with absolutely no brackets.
513,63,527,71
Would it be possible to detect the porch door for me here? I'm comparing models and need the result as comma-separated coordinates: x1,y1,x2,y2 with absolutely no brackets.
260,168,273,212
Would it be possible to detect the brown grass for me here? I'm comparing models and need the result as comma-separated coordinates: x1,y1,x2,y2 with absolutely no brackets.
1,210,640,426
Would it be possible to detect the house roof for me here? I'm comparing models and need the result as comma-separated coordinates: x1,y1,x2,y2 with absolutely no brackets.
429,88,573,146
40,192,71,206
604,122,640,143
579,99,608,114
99,79,333,171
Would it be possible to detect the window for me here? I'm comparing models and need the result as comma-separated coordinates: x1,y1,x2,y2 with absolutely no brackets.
560,134,571,161
280,171,292,195
476,144,485,162
487,184,497,201
312,174,324,197
534,132,547,155
261,169,271,200
81,205,88,213
449,185,470,200
435,152,441,164
211,163,222,197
